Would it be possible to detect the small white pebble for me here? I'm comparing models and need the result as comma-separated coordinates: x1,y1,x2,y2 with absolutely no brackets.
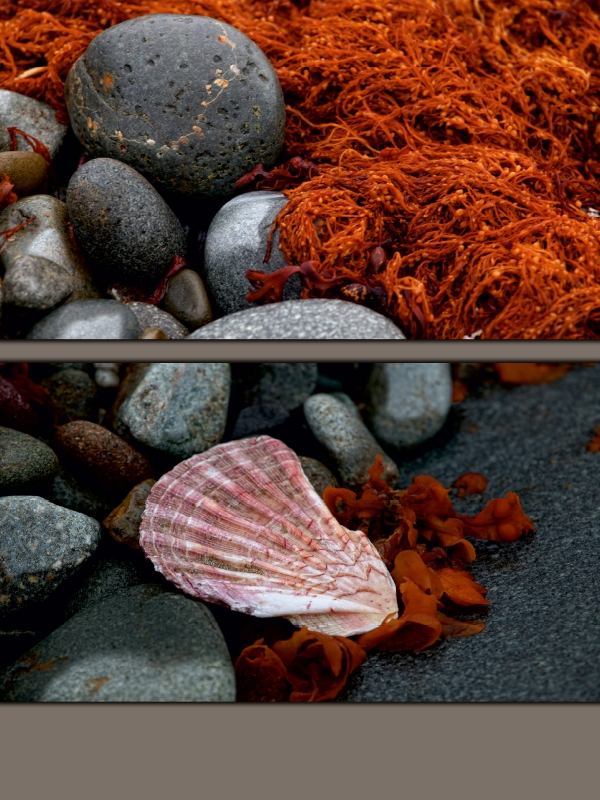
95,369,120,388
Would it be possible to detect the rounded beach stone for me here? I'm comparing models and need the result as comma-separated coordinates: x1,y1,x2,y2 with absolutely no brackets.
231,403,290,439
103,478,156,550
232,363,317,410
67,158,187,283
0,195,100,302
0,584,236,701
52,420,154,495
65,14,285,197
0,151,47,195
204,191,299,315
51,466,114,522
163,268,213,330
364,363,453,450
127,301,188,339
187,298,406,339
303,392,399,490
0,496,100,616
2,254,73,310
0,426,59,494
118,362,231,459
140,326,168,339
0,120,10,152
0,89,68,158
298,455,338,498
26,298,141,339
41,368,98,424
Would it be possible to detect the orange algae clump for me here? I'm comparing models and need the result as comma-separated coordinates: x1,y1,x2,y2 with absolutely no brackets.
459,494,535,543
587,425,600,453
454,472,488,498
5,1,600,338
494,364,572,385
235,628,366,702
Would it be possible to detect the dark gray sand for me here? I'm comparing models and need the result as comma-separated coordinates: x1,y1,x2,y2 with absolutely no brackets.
345,365,600,702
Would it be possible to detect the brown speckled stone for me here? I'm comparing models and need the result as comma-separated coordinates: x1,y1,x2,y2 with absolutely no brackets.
52,420,153,495
103,478,155,549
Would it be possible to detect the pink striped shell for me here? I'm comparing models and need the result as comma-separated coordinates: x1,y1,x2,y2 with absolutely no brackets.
139,436,398,637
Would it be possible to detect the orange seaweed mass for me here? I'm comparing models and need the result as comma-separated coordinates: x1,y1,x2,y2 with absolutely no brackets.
3,1,600,337
235,456,534,700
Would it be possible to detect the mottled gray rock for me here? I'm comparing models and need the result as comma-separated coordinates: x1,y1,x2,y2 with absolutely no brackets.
298,456,338,498
65,15,285,198
0,90,67,158
0,195,99,302
118,362,231,458
303,393,398,490
0,119,10,152
128,301,188,339
164,268,213,330
0,151,47,195
187,298,406,339
51,466,114,521
27,299,141,339
67,158,186,283
2,254,73,310
41,367,98,423
364,363,453,451
204,191,299,316
231,403,289,439
0,427,59,494
0,496,100,616
0,584,236,701
233,363,317,410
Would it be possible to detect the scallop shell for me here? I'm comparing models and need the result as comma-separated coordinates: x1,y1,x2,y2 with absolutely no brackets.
140,435,398,637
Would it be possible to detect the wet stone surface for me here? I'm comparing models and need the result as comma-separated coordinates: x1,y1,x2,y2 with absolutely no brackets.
65,15,285,198
0,496,100,617
27,298,141,339
67,158,186,284
204,191,299,316
304,392,399,489
0,426,59,494
0,195,100,304
41,368,98,424
0,90,68,158
0,151,48,196
118,362,231,459
232,363,317,411
127,301,188,339
0,584,236,701
163,268,213,330
2,255,73,311
344,366,600,702
187,298,406,339
365,363,453,451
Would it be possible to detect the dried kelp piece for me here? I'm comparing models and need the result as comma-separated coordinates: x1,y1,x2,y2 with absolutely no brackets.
587,425,600,453
454,472,488,497
494,364,572,385
436,568,490,607
437,613,485,639
271,627,366,702
235,627,366,702
398,475,456,520
235,156,321,191
458,494,535,542
356,578,443,653
234,641,291,702
390,550,443,599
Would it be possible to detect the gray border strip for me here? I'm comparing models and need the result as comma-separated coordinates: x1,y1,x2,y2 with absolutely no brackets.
1,339,598,361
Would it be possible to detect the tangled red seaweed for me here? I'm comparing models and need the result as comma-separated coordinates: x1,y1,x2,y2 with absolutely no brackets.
4,0,600,337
